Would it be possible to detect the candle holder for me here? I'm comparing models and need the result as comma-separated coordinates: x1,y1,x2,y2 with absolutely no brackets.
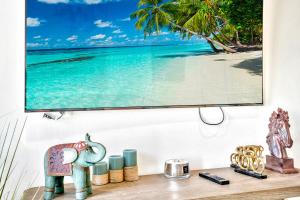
92,161,109,186
123,149,139,181
109,155,124,183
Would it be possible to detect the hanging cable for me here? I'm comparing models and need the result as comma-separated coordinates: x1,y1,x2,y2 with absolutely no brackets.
198,107,225,125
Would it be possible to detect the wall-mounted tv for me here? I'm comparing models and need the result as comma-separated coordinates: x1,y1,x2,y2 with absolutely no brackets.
25,0,263,112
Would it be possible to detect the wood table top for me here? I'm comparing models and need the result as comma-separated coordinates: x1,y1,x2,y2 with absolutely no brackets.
23,167,300,200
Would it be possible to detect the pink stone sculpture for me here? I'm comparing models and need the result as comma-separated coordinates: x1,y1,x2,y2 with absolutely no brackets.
266,108,298,174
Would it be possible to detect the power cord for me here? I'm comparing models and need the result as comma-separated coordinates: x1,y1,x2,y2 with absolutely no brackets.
198,107,225,125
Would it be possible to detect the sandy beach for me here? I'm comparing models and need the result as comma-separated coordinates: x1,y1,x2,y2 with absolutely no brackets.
150,50,262,106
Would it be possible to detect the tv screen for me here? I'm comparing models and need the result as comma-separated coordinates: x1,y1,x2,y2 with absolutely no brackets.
25,0,263,111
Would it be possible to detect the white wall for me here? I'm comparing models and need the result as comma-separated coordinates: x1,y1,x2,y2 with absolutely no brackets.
1,0,300,189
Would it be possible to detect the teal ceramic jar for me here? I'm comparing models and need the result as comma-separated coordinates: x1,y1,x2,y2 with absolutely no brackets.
93,161,108,175
123,149,139,181
109,155,124,183
92,161,109,185
123,149,137,167
109,155,124,170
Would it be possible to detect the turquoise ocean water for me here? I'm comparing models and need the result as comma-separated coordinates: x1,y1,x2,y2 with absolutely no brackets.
26,43,213,110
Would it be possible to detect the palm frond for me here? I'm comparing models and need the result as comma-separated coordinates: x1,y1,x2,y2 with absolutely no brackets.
0,122,10,159
135,13,150,30
138,0,156,7
0,120,18,182
0,117,28,199
11,169,27,200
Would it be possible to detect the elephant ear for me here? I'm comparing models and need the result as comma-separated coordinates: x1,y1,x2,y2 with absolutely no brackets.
62,148,78,165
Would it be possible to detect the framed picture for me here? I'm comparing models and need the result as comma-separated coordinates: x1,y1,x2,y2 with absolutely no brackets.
25,0,263,111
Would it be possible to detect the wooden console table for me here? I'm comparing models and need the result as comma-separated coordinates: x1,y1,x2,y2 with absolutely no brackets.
23,167,300,200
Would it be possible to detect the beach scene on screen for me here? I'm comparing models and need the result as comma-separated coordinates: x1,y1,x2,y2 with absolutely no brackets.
26,0,263,110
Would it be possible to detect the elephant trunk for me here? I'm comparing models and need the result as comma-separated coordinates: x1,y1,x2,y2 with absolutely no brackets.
85,139,106,163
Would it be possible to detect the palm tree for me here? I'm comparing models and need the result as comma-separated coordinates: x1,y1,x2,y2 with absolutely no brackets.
130,0,172,38
170,0,236,52
130,0,236,53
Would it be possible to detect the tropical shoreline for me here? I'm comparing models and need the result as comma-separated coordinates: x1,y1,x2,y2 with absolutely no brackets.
149,50,263,106
26,46,262,109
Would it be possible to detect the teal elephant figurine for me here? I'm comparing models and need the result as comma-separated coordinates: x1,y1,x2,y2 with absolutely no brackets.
44,133,106,200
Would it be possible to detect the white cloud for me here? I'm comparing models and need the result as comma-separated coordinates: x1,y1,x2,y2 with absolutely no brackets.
85,0,121,4
27,43,42,47
44,38,50,41
38,0,69,4
84,0,121,4
33,35,41,39
121,17,130,22
27,17,42,27
94,19,115,28
105,36,112,41
84,0,102,4
90,34,106,40
38,0,120,4
66,35,78,42
27,43,41,47
89,38,114,46
119,34,127,38
112,29,122,34
165,37,171,41
89,41,96,46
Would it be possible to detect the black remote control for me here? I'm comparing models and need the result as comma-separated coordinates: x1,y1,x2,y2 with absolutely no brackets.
199,172,230,185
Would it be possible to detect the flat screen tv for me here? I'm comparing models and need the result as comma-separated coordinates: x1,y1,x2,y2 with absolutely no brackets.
25,0,263,112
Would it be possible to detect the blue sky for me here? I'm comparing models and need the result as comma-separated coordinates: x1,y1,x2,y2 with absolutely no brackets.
26,0,204,49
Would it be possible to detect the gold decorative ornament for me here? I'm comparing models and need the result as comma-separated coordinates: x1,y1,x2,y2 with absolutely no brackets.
230,145,265,174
